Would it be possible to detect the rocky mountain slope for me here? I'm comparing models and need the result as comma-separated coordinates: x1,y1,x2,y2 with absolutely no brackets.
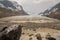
39,3,60,20
46,8,60,20
0,0,28,18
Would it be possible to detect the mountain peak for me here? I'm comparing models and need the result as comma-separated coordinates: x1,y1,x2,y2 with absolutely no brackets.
0,0,23,11
43,3,60,20
0,0,16,9
0,0,28,18
39,2,60,15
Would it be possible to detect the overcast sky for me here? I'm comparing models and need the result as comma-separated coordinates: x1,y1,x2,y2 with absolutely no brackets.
9,0,60,14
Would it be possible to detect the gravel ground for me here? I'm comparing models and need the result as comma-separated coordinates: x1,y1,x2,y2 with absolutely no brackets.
20,28,60,40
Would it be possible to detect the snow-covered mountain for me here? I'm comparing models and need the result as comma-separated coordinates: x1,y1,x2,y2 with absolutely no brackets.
42,3,60,20
0,0,28,18
0,0,23,10
39,2,60,16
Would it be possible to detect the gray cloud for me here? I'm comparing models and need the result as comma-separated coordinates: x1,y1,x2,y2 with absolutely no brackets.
21,0,60,14
1,0,60,14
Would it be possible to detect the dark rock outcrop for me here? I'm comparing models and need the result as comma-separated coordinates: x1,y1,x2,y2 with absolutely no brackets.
0,25,22,40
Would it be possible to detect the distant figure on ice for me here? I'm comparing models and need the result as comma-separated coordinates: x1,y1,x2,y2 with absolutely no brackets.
35,33,42,40
45,33,56,40
0,24,22,40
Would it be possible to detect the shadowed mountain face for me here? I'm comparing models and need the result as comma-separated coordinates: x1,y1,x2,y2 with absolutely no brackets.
0,0,28,18
41,3,60,20
46,8,60,20
39,3,60,15
0,0,16,9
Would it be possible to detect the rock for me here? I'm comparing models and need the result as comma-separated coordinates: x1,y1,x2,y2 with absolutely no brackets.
0,24,22,40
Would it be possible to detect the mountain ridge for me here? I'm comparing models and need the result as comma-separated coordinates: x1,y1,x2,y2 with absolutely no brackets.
0,0,28,18
39,3,60,15
39,2,60,20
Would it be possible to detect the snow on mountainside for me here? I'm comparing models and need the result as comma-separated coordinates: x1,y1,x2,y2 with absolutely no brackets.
39,3,60,16
0,0,28,18
39,2,60,20
0,0,22,10
45,8,60,20
43,3,60,20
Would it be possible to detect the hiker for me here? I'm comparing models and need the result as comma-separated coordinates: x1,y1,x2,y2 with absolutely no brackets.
35,33,42,40
45,33,56,40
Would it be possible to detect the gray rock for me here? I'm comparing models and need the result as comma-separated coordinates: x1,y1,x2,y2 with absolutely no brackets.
0,24,22,40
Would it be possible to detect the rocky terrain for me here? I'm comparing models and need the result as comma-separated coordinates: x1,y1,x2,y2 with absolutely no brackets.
20,28,60,40
39,3,60,20
45,8,60,20
0,0,28,18
0,0,60,40
0,15,60,40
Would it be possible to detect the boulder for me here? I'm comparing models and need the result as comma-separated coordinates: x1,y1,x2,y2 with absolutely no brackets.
0,24,22,40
